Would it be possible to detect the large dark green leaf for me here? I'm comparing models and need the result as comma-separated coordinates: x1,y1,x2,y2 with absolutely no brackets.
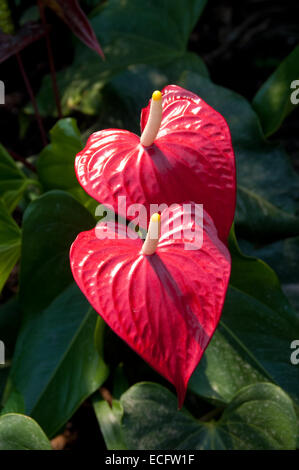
252,45,299,137
0,389,24,416
239,236,299,315
0,413,51,450
189,231,299,407
35,0,208,115
236,185,299,243
0,200,21,293
8,283,109,437
0,144,30,212
19,190,95,315
37,118,97,211
175,72,299,241
120,382,297,450
11,190,108,437
0,369,9,405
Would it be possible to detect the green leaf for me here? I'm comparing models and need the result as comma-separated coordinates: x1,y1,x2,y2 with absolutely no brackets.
236,185,299,243
239,236,299,315
189,230,299,407
13,189,108,436
94,315,106,357
178,72,299,241
0,0,14,34
93,397,127,450
37,118,96,211
253,45,299,136
0,200,21,293
1,389,24,416
35,0,208,116
112,363,129,400
0,369,9,405
8,283,109,437
0,144,28,212
120,382,297,450
0,413,51,450
19,190,95,315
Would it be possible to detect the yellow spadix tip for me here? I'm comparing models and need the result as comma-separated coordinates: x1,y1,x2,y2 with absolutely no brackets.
151,213,161,223
152,90,162,101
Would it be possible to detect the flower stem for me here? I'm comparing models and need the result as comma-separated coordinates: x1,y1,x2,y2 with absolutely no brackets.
8,149,37,173
38,0,62,118
16,51,47,147
199,406,224,422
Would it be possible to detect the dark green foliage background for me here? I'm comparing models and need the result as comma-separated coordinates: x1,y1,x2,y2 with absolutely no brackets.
0,0,299,450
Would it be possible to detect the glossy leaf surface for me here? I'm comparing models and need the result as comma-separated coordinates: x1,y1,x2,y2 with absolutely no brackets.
253,45,299,136
120,382,297,450
0,413,51,450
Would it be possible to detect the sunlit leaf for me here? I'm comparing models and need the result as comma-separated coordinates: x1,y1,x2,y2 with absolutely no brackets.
0,201,21,293
0,413,51,450
93,397,127,450
36,0,208,115
0,144,28,212
37,118,97,211
253,45,299,136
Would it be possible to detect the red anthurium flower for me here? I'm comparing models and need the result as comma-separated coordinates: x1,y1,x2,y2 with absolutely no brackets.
70,203,231,407
75,85,236,242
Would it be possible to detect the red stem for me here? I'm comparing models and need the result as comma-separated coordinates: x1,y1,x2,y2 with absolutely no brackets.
99,386,113,407
16,51,47,147
8,149,37,173
38,0,62,118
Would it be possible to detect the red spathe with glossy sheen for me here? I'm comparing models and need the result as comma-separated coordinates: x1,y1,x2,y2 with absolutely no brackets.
75,85,236,242
70,204,231,407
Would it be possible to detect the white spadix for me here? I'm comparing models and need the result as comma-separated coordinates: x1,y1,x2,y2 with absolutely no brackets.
140,90,163,147
141,213,161,255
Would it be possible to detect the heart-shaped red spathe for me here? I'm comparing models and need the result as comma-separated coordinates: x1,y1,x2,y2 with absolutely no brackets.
75,85,236,242
70,203,231,407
